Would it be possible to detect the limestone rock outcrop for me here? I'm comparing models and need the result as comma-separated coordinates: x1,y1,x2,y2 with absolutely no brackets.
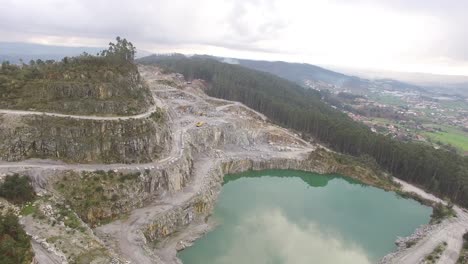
0,114,171,163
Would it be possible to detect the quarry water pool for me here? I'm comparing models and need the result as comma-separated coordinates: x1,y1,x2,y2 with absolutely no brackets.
178,170,432,264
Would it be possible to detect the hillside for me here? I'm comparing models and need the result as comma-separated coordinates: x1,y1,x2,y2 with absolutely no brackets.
138,54,468,208
237,58,361,87
0,38,170,164
235,58,426,93
0,53,153,116
175,55,425,95
140,54,357,88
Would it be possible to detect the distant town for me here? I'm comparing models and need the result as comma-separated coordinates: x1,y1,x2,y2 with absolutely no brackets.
305,79,468,156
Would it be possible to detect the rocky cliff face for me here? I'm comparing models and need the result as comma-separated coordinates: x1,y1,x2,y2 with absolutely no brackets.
0,113,171,163
189,122,257,152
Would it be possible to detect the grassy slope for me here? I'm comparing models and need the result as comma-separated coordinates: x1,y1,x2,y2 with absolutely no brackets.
424,126,468,152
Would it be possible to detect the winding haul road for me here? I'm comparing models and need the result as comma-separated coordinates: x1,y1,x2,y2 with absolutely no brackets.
0,85,182,173
0,105,157,121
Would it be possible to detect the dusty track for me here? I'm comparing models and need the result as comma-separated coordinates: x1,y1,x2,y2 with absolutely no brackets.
0,105,157,120
382,178,468,264
31,241,63,264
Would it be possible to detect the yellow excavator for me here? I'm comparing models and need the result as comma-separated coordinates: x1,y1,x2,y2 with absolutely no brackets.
196,121,205,127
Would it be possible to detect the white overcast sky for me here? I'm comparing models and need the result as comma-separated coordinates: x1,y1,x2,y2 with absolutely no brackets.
1,0,468,75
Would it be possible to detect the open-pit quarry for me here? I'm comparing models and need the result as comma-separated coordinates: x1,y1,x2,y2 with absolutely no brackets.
0,65,467,264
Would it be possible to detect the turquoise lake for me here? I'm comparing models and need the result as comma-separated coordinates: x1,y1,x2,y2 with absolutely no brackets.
178,170,431,264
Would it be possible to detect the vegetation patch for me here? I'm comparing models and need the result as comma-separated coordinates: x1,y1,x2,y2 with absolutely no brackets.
73,248,111,264
424,125,468,153
424,242,447,263
150,108,165,122
394,191,455,223
457,232,468,264
0,37,152,116
54,170,144,226
308,148,396,191
57,204,86,232
430,202,457,224
0,174,35,204
19,194,116,263
369,94,407,107
395,190,433,206
45,236,60,244
0,211,34,264
405,240,417,248
20,202,38,216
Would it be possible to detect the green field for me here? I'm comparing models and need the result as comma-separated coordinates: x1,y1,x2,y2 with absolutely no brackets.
439,100,468,111
424,126,468,153
370,118,468,153
369,94,407,107
371,117,392,125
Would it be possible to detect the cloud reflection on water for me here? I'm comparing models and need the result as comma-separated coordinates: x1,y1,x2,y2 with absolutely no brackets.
214,208,372,264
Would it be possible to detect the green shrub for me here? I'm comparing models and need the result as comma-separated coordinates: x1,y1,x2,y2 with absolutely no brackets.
431,203,456,223
0,174,35,204
405,240,416,248
111,194,119,201
0,212,34,264
150,109,164,122
53,170,140,226
20,204,37,216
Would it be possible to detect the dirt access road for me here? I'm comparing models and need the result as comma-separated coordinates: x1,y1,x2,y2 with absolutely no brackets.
0,105,157,121
383,178,468,264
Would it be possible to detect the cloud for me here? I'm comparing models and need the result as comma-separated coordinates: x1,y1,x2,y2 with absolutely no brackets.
214,208,372,264
1,0,467,74
0,0,285,47
330,0,468,61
